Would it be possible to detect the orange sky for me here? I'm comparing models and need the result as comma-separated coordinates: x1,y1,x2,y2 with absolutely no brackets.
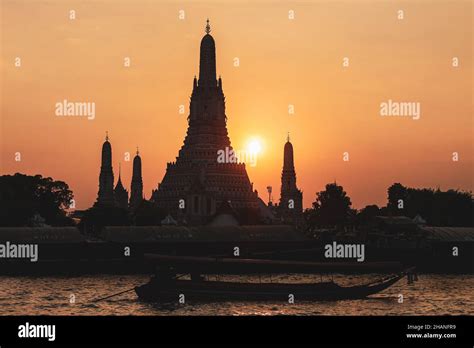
1,0,472,210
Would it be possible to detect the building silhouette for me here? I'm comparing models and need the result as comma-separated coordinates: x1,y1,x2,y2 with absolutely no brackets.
114,164,129,210
95,133,138,210
96,133,115,207
279,134,303,224
130,148,144,210
151,20,260,225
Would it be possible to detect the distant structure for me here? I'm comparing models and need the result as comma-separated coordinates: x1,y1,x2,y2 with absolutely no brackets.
151,20,260,225
114,164,129,210
130,148,144,210
95,133,140,210
279,134,303,224
96,132,115,207
266,186,273,205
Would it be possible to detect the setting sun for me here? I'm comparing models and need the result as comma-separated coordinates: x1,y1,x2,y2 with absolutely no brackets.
246,138,263,156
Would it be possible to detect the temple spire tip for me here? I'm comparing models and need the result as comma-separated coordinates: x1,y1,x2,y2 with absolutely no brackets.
205,19,211,34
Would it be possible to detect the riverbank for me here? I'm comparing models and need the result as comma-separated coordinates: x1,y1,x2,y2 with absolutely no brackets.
0,225,472,275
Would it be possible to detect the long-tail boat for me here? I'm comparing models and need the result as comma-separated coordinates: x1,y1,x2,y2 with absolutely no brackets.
135,254,416,302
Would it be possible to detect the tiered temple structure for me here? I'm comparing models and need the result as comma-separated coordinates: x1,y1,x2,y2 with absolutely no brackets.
151,20,260,225
278,134,303,224
92,23,304,226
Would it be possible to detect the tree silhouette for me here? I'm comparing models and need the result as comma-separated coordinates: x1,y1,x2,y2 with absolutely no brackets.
305,183,352,228
356,204,381,226
0,173,74,226
387,183,407,214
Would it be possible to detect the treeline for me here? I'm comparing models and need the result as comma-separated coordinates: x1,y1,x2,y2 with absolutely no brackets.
304,182,473,228
1,173,472,228
387,183,473,227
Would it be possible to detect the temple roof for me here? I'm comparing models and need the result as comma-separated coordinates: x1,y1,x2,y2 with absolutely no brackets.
115,164,127,193
115,178,126,192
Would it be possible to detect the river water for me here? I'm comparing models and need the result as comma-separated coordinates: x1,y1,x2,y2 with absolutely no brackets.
0,274,472,315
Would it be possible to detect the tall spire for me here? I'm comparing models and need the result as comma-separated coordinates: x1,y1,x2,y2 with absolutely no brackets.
130,149,143,210
96,133,115,207
279,135,303,221
199,19,217,86
283,135,295,171
105,131,109,141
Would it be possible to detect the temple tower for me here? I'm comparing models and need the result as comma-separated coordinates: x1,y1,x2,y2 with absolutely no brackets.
130,148,144,210
151,20,260,225
279,134,303,223
96,132,115,207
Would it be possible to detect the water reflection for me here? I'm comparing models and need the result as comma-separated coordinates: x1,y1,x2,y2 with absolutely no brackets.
0,274,472,316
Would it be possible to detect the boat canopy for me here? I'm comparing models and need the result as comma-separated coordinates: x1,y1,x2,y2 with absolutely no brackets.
144,253,403,274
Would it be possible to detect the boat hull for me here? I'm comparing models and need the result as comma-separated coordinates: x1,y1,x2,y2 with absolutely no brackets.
135,275,402,302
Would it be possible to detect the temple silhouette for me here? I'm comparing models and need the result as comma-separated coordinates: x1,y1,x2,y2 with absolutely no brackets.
95,133,143,211
279,134,303,224
93,20,303,226
95,132,115,207
130,148,144,211
150,20,261,225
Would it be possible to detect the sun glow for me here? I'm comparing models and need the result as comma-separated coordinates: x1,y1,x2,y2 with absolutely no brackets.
246,138,263,156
